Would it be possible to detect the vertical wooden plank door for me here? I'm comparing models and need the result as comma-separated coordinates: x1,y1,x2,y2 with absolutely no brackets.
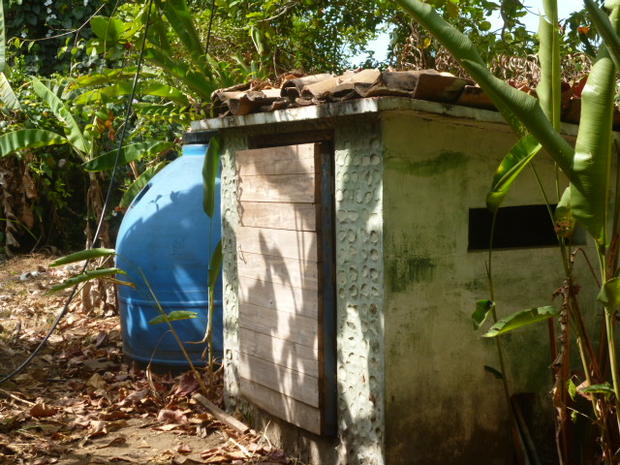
235,142,336,436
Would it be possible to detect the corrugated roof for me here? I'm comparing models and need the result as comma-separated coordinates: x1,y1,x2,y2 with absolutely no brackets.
210,68,616,128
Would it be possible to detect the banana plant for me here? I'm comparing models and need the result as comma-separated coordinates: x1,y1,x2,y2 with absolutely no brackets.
0,0,19,111
0,77,167,248
67,0,255,214
396,0,620,461
146,0,258,107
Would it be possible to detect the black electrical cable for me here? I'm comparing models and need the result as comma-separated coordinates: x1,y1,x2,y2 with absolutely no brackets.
205,0,217,55
0,0,155,385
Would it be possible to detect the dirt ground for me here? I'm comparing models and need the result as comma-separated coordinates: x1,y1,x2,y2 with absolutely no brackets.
0,254,289,465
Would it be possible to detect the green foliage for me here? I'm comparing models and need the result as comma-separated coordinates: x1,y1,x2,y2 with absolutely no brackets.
208,240,222,291
155,0,205,68
0,0,17,111
0,129,67,155
484,365,504,379
472,299,494,329
118,162,165,210
148,310,199,325
202,136,220,218
568,54,615,244
50,247,116,267
486,135,542,212
391,0,534,71
5,0,115,75
31,77,90,155
75,80,190,106
597,277,620,309
214,0,389,72
83,141,172,172
580,383,615,397
90,16,126,45
0,72,19,110
482,306,558,338
48,267,127,293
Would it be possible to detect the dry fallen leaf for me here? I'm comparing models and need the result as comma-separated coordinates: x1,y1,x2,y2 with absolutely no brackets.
88,419,108,437
173,457,205,465
174,373,199,396
96,435,127,449
158,423,181,431
94,331,108,348
0,255,289,465
87,373,107,390
157,409,188,425
176,443,192,454
29,402,57,418
32,457,50,465
107,456,139,463
121,389,148,404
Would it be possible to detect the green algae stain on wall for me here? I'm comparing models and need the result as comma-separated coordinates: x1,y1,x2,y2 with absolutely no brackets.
387,255,435,292
385,150,468,177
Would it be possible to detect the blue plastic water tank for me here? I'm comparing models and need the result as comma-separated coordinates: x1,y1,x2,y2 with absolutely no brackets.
115,131,222,366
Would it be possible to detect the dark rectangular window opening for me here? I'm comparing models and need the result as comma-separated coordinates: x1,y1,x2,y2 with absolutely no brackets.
468,204,586,251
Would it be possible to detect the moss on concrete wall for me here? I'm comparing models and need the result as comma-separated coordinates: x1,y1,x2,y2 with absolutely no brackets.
381,113,596,464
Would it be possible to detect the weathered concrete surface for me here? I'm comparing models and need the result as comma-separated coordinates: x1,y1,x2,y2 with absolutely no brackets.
220,133,245,406
381,112,595,464
206,97,597,465
334,120,385,465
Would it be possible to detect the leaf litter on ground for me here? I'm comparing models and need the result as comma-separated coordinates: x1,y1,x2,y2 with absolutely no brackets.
0,254,292,465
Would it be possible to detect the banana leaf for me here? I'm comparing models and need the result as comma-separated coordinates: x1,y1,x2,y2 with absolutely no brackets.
597,276,620,309
537,0,561,128
155,0,206,69
585,0,620,68
48,267,125,293
0,72,19,110
554,187,577,238
50,248,116,267
31,77,90,155
208,240,222,291
483,306,558,337
0,129,67,156
72,68,155,88
145,47,216,100
569,55,616,244
487,135,542,212
149,310,198,325
472,299,494,330
75,80,189,106
0,1,19,111
119,162,166,209
83,141,173,172
202,136,220,218
0,0,5,74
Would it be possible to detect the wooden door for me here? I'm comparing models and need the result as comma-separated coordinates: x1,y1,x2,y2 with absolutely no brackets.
235,142,336,436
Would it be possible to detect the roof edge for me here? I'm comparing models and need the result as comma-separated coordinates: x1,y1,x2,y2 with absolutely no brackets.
190,96,580,137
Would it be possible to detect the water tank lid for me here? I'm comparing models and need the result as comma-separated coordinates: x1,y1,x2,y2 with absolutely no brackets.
183,130,217,145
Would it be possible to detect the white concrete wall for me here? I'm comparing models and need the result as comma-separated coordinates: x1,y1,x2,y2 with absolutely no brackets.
381,111,596,464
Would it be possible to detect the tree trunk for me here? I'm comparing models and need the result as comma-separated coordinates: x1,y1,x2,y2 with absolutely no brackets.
82,172,116,314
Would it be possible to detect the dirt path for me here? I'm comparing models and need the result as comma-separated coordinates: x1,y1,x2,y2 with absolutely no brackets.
0,254,288,465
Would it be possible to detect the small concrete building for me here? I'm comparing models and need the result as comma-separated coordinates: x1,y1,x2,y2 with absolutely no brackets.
192,79,595,465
